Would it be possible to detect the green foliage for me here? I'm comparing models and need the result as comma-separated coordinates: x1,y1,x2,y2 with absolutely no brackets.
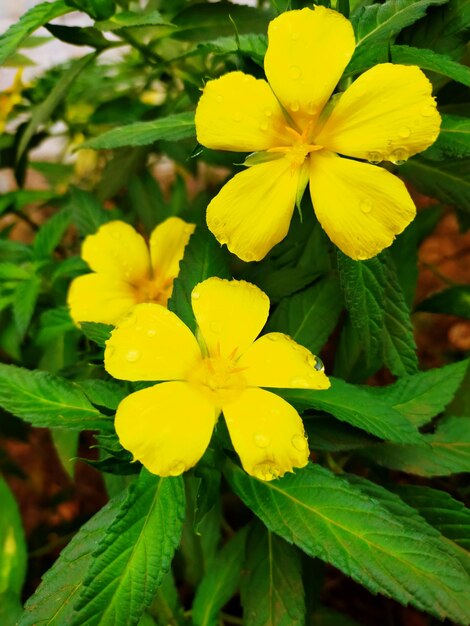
417,285,470,318
424,115,470,160
391,44,470,87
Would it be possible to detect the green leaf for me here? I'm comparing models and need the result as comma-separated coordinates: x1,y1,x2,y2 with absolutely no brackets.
36,307,75,346
80,322,113,347
361,415,470,476
68,187,110,236
45,24,114,49
0,263,32,281
424,115,470,160
0,477,27,597
0,0,71,65
76,379,126,411
241,524,305,626
127,172,168,233
19,490,127,625
65,0,115,20
17,53,95,161
168,226,230,333
0,189,59,215
304,416,374,452
279,377,423,443
0,363,108,430
95,10,171,30
82,112,195,150
193,33,268,66
225,460,470,624
395,486,470,551
399,157,470,213
73,470,185,626
33,208,71,258
391,44,470,87
266,275,343,355
13,276,40,338
312,607,361,626
346,0,448,75
51,429,79,478
417,285,470,319
370,359,469,426
192,527,248,626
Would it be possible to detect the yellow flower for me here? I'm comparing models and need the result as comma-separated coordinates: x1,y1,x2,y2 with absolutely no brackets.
0,69,24,133
104,278,330,480
68,218,195,325
195,6,441,262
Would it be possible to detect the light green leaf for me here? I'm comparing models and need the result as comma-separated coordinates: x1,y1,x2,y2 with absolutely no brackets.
73,470,185,626
241,524,305,626
0,363,109,430
192,527,248,626
266,275,343,355
95,10,172,30
391,44,470,87
279,377,422,443
0,0,71,65
82,112,195,150
225,460,470,623
361,415,470,476
33,209,72,258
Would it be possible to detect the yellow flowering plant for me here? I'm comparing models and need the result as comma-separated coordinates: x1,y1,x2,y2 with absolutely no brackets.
0,1,469,625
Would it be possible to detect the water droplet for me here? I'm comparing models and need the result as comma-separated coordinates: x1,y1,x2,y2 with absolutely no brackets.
290,65,302,80
210,321,220,333
192,291,200,300
290,377,309,388
253,462,281,481
306,101,317,116
168,461,185,476
313,356,324,372
259,121,269,131
147,329,157,337
399,126,411,138
264,107,273,117
290,101,300,113
253,433,270,448
233,112,243,122
389,147,408,165
216,95,223,104
421,104,436,117
291,32,300,41
360,200,372,214
367,151,383,164
126,349,141,363
292,434,308,451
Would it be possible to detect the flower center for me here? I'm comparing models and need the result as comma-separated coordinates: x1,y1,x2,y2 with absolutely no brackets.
133,276,173,306
268,122,323,169
188,356,247,406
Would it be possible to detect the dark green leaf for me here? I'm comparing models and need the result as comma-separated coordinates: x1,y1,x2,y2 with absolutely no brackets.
304,416,375,452
51,429,79,478
13,276,40,338
46,24,114,48
424,115,470,160
127,172,168,233
82,112,195,150
65,0,115,20
391,44,470,87
80,322,113,347
225,460,470,623
312,607,361,626
241,524,305,626
416,285,470,319
76,379,126,410
33,208,71,258
68,187,110,236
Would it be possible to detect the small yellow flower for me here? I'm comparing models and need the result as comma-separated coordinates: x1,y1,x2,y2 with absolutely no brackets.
0,69,24,133
104,278,330,480
68,218,195,325
195,6,441,262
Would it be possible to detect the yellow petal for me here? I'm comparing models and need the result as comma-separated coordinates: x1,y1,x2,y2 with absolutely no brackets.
309,151,416,260
223,387,309,480
149,217,195,300
116,381,217,476
239,332,330,390
207,157,299,262
315,64,441,163
191,278,269,359
82,221,150,283
195,71,290,152
105,303,201,381
67,273,136,325
264,6,355,127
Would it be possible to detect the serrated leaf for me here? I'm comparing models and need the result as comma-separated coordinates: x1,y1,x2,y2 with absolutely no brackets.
417,285,470,319
76,379,127,410
0,363,108,430
36,306,75,346
68,187,110,236
33,208,71,258
391,44,470,87
0,0,71,65
82,112,195,150
168,226,230,333
279,377,422,443
73,470,185,626
65,0,114,20
45,24,114,48
13,276,40,338
266,275,343,354
225,460,470,624
241,524,305,626
192,527,248,626
424,115,470,160
400,157,470,213
80,322,113,346
346,0,448,75
361,415,470,476
19,490,127,625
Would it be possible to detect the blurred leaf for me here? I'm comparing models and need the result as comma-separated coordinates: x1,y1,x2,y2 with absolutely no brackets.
424,115,470,160
65,0,115,20
0,363,109,430
51,429,79,479
0,477,27,602
72,470,185,626
151,571,185,626
69,187,110,236
311,608,361,626
0,0,71,65
0,240,32,264
279,378,422,443
225,460,470,623
80,322,113,347
128,172,167,233
192,527,248,626
304,416,375,452
13,276,40,338
416,285,470,318
361,415,470,475
391,45,470,86
0,263,32,281
241,524,305,626
95,10,171,30
267,275,343,355
33,208,71,258
0,189,59,215
83,112,195,150
193,33,267,65
46,24,115,48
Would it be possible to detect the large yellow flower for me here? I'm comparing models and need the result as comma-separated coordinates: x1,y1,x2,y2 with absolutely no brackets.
104,278,330,480
195,6,441,262
68,218,194,325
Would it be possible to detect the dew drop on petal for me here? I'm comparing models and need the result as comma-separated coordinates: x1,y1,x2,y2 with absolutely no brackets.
367,151,383,164
389,147,409,165
360,200,372,214
191,291,200,300
253,433,270,448
290,101,300,113
253,462,281,481
306,101,318,116
147,329,157,337
126,349,141,363
292,434,308,452
264,107,273,117
168,461,185,476
399,126,411,138
259,121,269,131
313,356,324,372
290,65,302,80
